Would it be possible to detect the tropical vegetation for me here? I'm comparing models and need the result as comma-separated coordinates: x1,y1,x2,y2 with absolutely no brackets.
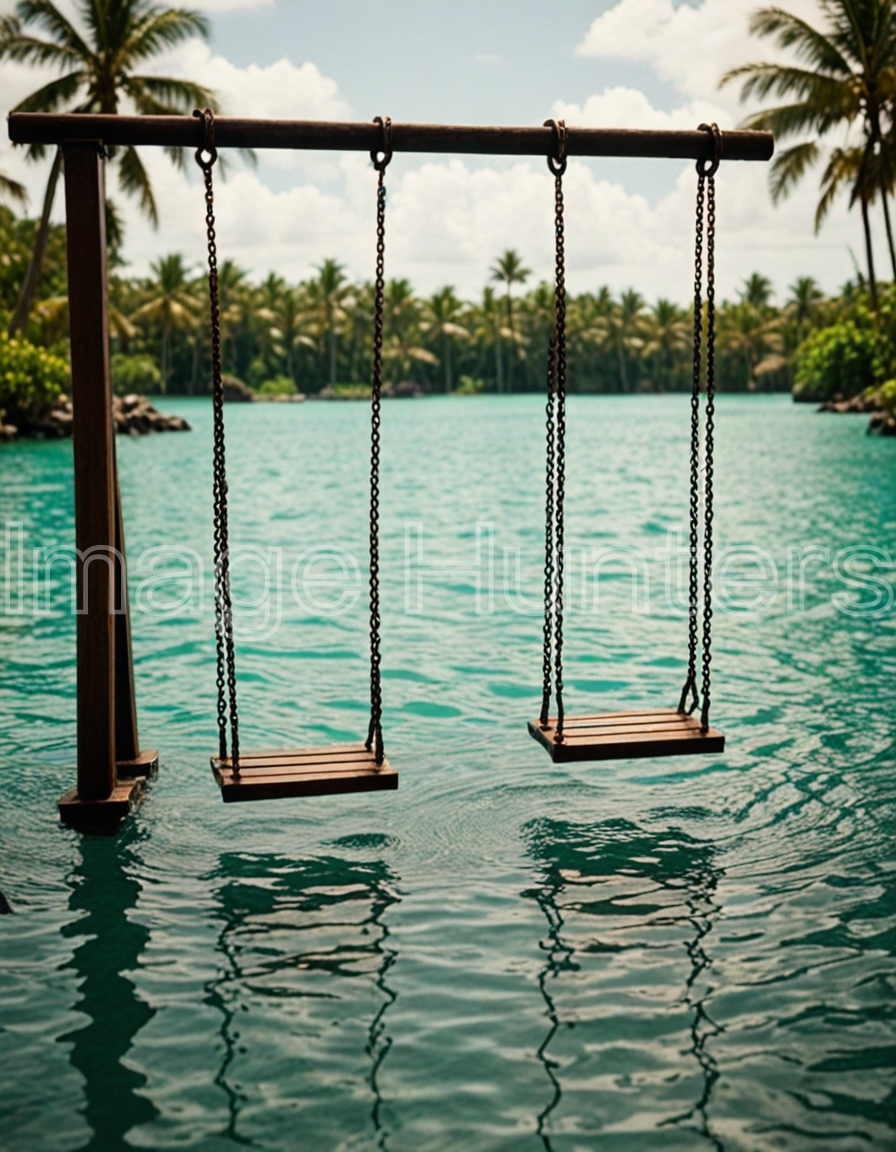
0,0,218,335
0,202,889,413
723,0,896,311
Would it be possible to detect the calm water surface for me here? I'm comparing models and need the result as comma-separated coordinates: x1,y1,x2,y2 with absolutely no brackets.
1,394,894,1151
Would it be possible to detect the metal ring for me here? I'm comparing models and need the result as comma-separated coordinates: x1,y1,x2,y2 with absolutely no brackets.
371,115,393,171
193,107,217,168
544,118,568,177
696,121,722,177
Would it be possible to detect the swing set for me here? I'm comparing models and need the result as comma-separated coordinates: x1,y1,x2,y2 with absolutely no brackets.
7,112,773,827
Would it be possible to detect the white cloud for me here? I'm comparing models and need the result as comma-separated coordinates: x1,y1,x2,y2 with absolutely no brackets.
151,41,351,123
190,0,273,11
0,2,882,312
552,85,723,132
111,141,881,308
575,0,824,110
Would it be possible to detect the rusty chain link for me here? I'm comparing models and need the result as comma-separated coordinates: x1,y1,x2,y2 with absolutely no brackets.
678,122,720,731
194,108,240,773
365,116,391,766
541,119,568,742
700,129,718,733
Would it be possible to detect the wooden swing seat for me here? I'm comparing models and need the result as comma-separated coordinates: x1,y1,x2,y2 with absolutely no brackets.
528,708,724,763
211,742,397,803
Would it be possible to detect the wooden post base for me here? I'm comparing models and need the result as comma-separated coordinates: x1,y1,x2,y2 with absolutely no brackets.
58,778,145,830
116,749,159,780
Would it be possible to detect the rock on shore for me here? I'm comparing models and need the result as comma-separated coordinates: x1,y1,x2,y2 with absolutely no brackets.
0,393,190,441
819,391,895,435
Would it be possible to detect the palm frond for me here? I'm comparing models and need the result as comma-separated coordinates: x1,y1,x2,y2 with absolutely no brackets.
0,170,29,205
125,73,216,113
0,26,83,68
815,146,859,229
748,6,850,74
123,8,209,65
723,62,855,114
769,140,821,201
12,0,92,60
117,145,158,226
12,70,84,113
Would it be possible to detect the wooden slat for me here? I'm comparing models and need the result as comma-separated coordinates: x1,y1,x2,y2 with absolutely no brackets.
559,709,679,726
557,714,700,732
211,742,397,803
217,757,381,779
227,744,371,764
529,708,724,763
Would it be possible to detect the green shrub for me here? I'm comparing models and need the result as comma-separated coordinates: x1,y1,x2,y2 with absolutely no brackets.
320,383,370,399
867,378,896,415
0,332,69,426
256,374,296,396
111,352,163,396
454,375,485,395
793,321,877,401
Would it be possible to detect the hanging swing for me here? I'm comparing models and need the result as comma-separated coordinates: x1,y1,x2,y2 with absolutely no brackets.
529,120,726,765
195,109,399,801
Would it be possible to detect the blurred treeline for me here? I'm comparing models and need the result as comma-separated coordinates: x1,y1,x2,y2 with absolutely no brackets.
0,204,877,399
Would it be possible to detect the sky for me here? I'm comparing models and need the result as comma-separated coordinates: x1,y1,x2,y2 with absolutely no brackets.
0,0,880,305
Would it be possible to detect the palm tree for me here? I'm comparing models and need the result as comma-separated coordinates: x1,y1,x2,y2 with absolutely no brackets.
642,299,690,391
718,298,785,387
787,274,825,326
741,272,775,310
130,253,196,389
473,286,505,392
490,249,530,390
268,286,316,385
381,277,436,382
521,280,555,391
422,286,469,392
595,289,646,391
0,0,217,335
308,258,350,386
0,169,28,207
721,1,896,308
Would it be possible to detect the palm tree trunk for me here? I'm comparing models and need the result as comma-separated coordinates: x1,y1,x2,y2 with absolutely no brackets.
8,148,63,336
190,334,200,394
860,189,879,311
329,327,337,386
880,183,896,281
506,293,514,392
495,333,503,393
161,322,170,393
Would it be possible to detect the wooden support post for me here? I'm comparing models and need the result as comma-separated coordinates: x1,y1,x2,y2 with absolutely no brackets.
113,457,158,782
57,144,145,828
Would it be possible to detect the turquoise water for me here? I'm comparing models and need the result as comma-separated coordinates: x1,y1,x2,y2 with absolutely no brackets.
0,394,894,1151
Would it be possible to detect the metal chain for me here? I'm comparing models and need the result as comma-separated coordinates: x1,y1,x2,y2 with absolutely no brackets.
678,122,721,730
194,108,240,773
678,167,704,718
543,120,568,742
539,330,556,728
552,166,567,743
366,116,391,766
700,150,718,733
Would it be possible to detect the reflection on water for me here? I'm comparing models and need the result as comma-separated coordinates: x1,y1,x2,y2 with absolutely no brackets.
1,397,894,1148
205,844,400,1149
60,829,158,1151
524,817,724,1149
